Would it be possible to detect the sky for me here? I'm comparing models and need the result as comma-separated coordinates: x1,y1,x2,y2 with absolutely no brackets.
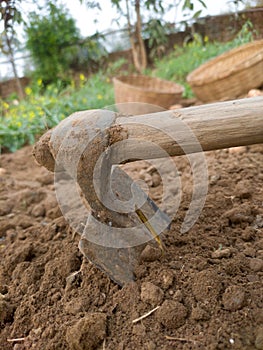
63,0,240,38
0,0,245,78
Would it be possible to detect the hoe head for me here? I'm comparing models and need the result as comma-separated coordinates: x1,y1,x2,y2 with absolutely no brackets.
33,106,171,286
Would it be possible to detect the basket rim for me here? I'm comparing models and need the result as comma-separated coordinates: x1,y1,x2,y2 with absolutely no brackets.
113,74,184,95
187,39,263,86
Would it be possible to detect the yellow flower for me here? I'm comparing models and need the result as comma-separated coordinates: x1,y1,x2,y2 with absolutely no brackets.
25,87,32,95
71,80,75,88
16,121,22,127
204,35,209,43
3,102,9,109
37,78,42,86
29,111,35,120
97,94,103,100
79,73,85,81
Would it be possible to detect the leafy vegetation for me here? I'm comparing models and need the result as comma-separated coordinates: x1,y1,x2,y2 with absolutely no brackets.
0,72,114,152
25,3,83,85
150,22,255,98
24,2,108,86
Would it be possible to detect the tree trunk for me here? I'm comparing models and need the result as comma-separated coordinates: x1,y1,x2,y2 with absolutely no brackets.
125,0,148,73
5,32,24,100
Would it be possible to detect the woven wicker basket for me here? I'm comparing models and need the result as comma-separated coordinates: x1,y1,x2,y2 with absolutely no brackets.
187,40,263,102
113,75,184,109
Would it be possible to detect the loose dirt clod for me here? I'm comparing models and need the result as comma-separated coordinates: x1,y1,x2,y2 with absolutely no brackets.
140,282,164,306
222,285,246,311
0,295,14,324
191,269,222,302
191,305,210,321
155,300,188,329
66,313,107,350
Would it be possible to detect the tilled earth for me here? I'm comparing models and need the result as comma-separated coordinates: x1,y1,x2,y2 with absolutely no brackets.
0,139,263,349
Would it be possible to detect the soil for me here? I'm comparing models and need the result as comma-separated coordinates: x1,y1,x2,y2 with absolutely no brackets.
0,124,263,349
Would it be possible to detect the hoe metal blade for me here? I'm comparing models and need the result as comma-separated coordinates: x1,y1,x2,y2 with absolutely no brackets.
79,165,170,286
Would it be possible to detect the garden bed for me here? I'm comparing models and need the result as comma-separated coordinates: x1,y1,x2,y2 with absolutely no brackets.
0,139,262,349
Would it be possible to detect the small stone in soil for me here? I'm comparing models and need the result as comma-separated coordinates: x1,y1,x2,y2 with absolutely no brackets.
160,269,174,290
140,244,162,262
211,248,231,259
254,215,263,229
249,258,263,272
169,104,183,110
0,167,7,175
151,173,161,187
222,285,246,311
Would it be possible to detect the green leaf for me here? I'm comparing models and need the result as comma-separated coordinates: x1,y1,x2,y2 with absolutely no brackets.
183,0,193,11
193,10,202,18
197,0,207,9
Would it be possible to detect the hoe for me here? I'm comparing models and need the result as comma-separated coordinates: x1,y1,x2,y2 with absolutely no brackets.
33,96,263,285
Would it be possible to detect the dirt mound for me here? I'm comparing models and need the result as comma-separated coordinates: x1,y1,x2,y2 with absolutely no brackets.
0,143,263,350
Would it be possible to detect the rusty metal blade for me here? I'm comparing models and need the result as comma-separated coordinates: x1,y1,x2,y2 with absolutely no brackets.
79,165,170,286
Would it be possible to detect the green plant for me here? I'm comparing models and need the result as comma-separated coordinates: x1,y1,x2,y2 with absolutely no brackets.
143,19,169,60
25,3,81,85
233,20,256,45
106,58,130,77
151,25,254,98
0,71,114,152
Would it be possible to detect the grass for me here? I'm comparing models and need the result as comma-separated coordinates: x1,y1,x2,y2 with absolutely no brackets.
149,29,254,98
0,24,255,153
